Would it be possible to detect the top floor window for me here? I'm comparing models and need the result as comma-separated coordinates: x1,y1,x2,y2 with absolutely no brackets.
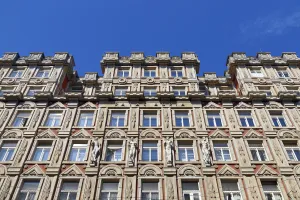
277,70,289,78
117,69,129,77
13,112,31,127
171,68,183,77
27,87,42,96
9,69,24,78
144,69,156,77
144,88,157,96
36,69,50,78
270,111,287,127
258,86,272,96
114,87,127,96
173,87,186,96
250,69,264,77
0,86,15,96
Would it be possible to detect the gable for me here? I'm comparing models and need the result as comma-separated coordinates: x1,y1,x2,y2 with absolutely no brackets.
234,102,252,109
48,102,66,109
71,129,91,138
61,164,84,176
204,101,222,109
23,164,45,176
217,165,239,176
243,129,263,138
256,165,278,176
37,129,57,138
209,129,229,138
79,102,97,109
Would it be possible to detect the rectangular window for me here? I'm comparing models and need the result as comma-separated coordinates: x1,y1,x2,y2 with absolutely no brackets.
284,142,300,161
100,182,118,200
9,69,24,78
262,181,282,200
173,87,186,96
32,142,52,161
175,111,190,127
0,86,15,96
142,142,158,161
258,87,272,96
277,70,289,78
106,142,122,161
182,182,200,200
117,69,129,77
69,143,87,161
270,111,287,127
250,69,264,77
12,112,31,127
26,87,43,96
143,111,157,127
144,88,157,96
171,68,183,77
239,111,255,127
144,69,156,77
110,111,125,127
222,180,242,200
0,141,17,161
77,112,94,127
141,182,159,200
213,141,231,161
178,142,195,161
18,180,40,200
71,86,83,92
114,88,127,96
207,111,222,127
59,181,79,200
44,112,62,127
36,69,50,78
248,141,267,161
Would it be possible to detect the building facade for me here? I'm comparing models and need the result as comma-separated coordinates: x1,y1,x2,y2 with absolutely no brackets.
0,51,300,199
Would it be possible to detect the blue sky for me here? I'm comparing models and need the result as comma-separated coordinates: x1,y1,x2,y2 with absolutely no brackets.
1,0,300,76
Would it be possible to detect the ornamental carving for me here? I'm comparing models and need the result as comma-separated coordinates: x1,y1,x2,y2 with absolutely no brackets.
146,77,154,84
118,77,127,84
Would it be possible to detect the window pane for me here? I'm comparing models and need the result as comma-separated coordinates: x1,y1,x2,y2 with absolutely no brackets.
286,150,295,160
240,118,247,127
22,180,40,190
142,182,158,190
208,118,215,126
272,118,279,127
182,182,199,190
279,118,286,127
61,181,79,190
179,149,186,161
215,149,223,160
102,182,118,190
294,149,300,161
151,149,158,161
251,150,259,161
142,149,150,161
248,118,255,126
187,149,194,160
215,118,222,126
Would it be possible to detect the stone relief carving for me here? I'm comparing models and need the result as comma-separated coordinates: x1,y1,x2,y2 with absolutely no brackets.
207,181,217,200
201,137,212,166
196,109,203,129
29,110,40,129
228,114,236,129
164,109,170,128
98,109,105,128
132,83,138,92
238,144,247,164
40,176,51,200
83,177,92,200
167,181,174,200
91,137,100,166
260,110,270,129
161,83,167,92
0,177,11,200
164,137,174,166
125,178,133,200
273,140,284,164
63,110,72,129
0,110,9,128
16,140,28,163
131,110,136,128
128,137,137,166
53,139,63,164
247,178,259,200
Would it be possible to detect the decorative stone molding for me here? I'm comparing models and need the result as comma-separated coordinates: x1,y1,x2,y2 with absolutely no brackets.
100,165,122,176
105,129,126,138
174,129,196,138
139,165,162,176
140,129,160,138
217,165,239,176
178,164,201,176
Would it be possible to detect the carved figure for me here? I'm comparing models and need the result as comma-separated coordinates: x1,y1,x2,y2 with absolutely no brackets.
128,138,137,165
91,137,100,165
131,110,136,128
164,137,173,165
201,137,211,166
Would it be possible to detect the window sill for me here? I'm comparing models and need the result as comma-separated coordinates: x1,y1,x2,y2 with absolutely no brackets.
213,161,238,164
26,160,51,164
63,161,89,164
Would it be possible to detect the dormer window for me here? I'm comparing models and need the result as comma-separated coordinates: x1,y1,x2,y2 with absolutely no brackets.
250,69,264,78
171,68,183,77
36,69,50,78
117,69,129,77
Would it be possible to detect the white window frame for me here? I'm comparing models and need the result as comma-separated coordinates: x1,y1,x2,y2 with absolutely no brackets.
100,181,119,200
12,111,32,127
261,181,283,200
178,143,195,161
182,182,201,200
213,141,232,161
144,87,157,96
173,87,186,96
114,87,127,96
222,181,243,200
69,143,88,162
277,70,289,78
257,86,273,96
117,68,130,77
0,140,18,161
248,141,268,161
77,112,94,127
142,141,158,161
175,111,190,127
207,111,223,127
26,86,43,96
143,111,158,127
269,111,287,127
59,180,80,200
31,142,52,162
109,111,126,127
144,69,157,77
250,69,264,78
238,111,255,127
35,68,51,78
170,68,183,77
105,142,123,161
141,181,159,200
44,112,63,127
8,68,24,78
17,179,41,200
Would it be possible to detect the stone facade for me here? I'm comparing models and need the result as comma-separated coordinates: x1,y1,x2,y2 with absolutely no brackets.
0,51,300,199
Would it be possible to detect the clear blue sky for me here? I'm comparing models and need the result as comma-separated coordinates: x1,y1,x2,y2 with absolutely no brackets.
1,0,300,76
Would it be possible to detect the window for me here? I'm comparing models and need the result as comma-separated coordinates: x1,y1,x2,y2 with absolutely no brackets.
250,69,264,77
105,142,122,161
143,111,157,127
248,141,267,161
213,141,231,161
77,112,93,127
100,182,118,200
117,69,129,77
59,181,79,200
0,141,17,161
285,86,300,95
277,70,289,78
0,86,15,96
175,111,190,127
262,181,282,200
141,182,159,200
238,111,255,127
222,180,242,200
36,69,50,78
173,87,186,96
44,112,62,127
182,182,200,200
144,88,157,96
270,111,287,127
114,87,127,96
142,142,158,161
18,180,40,200
12,112,31,127
258,87,272,96
71,85,83,92
32,142,52,161
207,111,222,127
9,69,24,78
178,142,195,161
171,68,183,77
110,111,125,127
26,87,42,96
69,143,87,161
284,142,300,161
144,69,156,77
